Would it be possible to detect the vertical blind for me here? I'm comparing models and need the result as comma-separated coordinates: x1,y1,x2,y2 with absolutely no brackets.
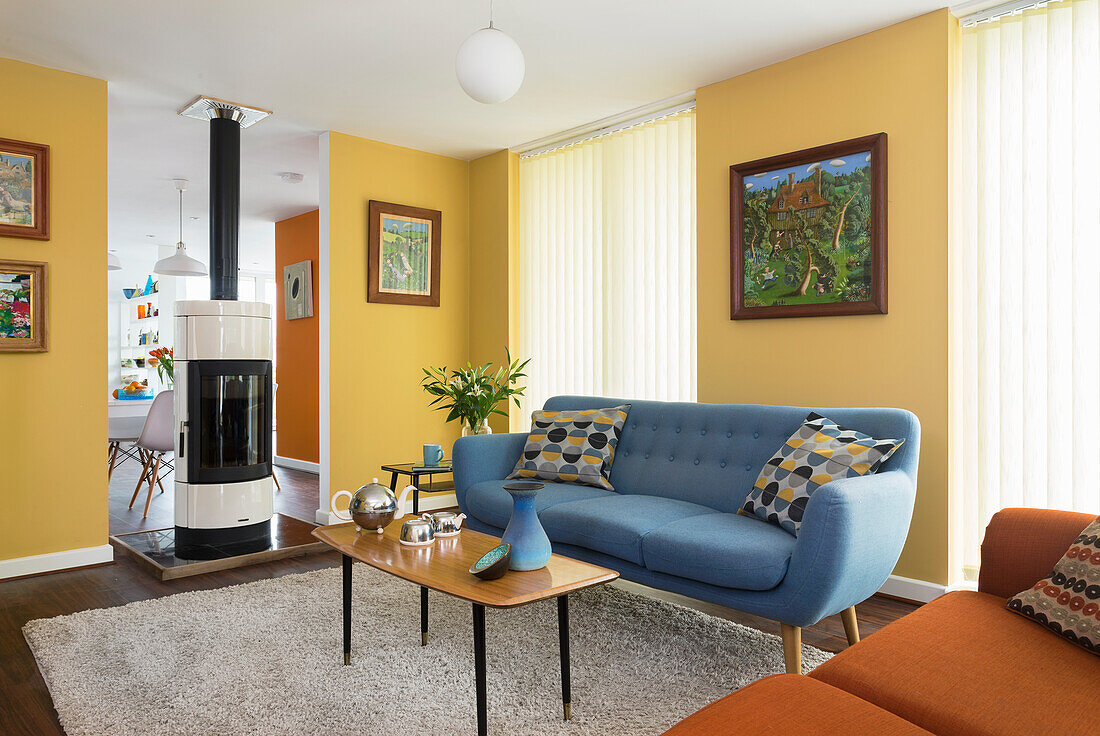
517,109,696,424
951,0,1100,582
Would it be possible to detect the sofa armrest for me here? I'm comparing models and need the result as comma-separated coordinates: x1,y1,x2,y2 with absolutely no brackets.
977,507,1097,598
780,470,916,624
451,433,528,511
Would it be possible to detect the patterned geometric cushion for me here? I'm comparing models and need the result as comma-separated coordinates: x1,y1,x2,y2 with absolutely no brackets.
741,412,904,536
507,405,631,490
1006,518,1100,656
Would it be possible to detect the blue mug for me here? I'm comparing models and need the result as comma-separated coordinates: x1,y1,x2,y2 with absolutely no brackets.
422,444,445,467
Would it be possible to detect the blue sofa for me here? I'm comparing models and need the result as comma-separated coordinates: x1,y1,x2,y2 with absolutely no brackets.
453,396,921,673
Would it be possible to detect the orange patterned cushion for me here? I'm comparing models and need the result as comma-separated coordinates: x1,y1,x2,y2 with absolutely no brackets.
1006,517,1100,656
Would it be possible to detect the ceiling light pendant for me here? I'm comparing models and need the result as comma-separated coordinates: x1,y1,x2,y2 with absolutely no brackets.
154,179,207,277
456,0,525,104
107,251,122,271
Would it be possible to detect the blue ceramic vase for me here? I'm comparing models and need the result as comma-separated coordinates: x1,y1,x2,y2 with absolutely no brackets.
500,482,552,571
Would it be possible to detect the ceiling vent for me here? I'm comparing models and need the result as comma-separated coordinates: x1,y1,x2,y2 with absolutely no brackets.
176,95,272,129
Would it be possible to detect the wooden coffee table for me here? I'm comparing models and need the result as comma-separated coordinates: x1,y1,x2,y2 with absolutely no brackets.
312,520,619,736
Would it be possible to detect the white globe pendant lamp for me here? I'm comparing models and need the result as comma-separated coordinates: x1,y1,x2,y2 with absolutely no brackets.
107,251,122,271
456,1,525,104
154,179,207,277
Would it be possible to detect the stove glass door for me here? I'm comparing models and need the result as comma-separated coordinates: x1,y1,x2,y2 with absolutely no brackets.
187,360,272,484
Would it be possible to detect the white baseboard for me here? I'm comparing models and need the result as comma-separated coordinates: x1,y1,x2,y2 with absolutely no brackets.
275,456,320,474
0,544,114,581
315,508,340,526
878,574,947,604
414,493,458,513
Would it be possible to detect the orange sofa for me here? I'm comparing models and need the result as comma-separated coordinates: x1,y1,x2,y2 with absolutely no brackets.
663,508,1098,736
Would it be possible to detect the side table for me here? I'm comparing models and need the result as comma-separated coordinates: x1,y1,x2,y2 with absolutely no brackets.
380,461,454,515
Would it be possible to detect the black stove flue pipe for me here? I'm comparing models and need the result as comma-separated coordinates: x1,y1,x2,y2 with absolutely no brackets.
209,111,242,300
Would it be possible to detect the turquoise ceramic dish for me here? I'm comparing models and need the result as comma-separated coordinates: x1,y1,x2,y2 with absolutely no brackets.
469,542,511,580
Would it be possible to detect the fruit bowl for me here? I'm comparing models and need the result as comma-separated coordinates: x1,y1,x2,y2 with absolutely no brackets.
119,381,153,400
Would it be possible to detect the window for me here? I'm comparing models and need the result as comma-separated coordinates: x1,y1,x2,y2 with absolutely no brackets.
777,211,787,221
238,276,256,302
799,194,809,204
951,0,1100,583
517,109,696,422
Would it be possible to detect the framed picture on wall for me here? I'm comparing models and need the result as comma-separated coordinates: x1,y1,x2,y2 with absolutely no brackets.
283,259,314,320
0,259,48,352
730,132,886,319
367,200,441,307
0,137,50,240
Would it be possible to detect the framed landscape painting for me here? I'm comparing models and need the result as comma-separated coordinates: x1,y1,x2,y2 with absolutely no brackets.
367,200,441,307
0,260,48,352
0,137,50,240
731,133,886,319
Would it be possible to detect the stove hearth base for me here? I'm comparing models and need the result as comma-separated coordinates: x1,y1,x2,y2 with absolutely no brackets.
110,514,325,580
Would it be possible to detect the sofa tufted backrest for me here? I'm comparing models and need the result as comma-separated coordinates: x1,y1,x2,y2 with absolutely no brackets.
540,396,921,513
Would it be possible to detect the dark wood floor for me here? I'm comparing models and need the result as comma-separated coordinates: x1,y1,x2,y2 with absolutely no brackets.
1,464,920,736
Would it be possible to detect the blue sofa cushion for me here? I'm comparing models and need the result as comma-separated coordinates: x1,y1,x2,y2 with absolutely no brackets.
538,495,716,566
742,412,905,536
642,513,797,590
464,480,614,530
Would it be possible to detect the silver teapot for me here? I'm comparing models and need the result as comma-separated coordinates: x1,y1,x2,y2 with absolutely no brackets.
422,511,466,537
330,479,417,533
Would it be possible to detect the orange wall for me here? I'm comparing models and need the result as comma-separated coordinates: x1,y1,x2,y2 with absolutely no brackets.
275,210,320,464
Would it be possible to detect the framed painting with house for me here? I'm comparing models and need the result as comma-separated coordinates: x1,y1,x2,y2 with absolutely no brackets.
0,260,48,352
730,132,886,320
367,200,441,307
0,137,50,240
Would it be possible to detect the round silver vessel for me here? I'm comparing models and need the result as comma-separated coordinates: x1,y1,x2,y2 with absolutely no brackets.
399,518,435,546
423,511,466,537
347,481,398,531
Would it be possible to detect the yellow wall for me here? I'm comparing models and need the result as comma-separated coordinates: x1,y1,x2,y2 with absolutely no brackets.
468,149,519,433
326,132,471,498
0,58,107,562
696,9,955,584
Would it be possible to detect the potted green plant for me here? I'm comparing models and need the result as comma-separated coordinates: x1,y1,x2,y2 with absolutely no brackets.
421,349,530,436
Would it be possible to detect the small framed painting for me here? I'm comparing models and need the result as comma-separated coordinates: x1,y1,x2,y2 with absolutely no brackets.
283,259,314,320
0,260,48,352
731,132,886,320
367,200,441,307
0,138,50,240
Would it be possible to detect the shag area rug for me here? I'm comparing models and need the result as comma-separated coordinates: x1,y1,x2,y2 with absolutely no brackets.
24,565,830,736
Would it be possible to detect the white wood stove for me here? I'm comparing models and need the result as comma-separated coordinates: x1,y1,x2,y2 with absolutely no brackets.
173,300,273,557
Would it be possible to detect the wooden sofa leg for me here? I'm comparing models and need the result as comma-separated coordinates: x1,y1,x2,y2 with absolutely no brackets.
841,606,860,646
780,624,802,675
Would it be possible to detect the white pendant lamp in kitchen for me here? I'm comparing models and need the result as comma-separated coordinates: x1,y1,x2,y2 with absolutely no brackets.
154,179,207,277
456,0,525,104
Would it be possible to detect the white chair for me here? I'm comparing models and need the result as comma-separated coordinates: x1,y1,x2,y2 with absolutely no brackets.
107,415,145,482
128,390,175,518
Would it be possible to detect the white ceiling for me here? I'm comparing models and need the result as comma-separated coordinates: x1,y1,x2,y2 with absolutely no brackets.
0,0,948,267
